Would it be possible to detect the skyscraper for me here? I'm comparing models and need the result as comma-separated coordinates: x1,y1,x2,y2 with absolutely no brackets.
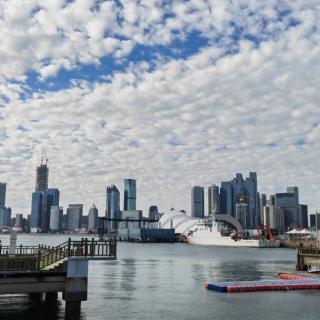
191,186,204,218
35,159,48,192
124,179,136,210
0,182,6,208
259,193,267,225
43,188,60,233
30,191,43,232
220,181,233,216
208,185,220,216
0,206,11,228
106,185,120,231
275,192,298,229
88,204,99,231
67,204,83,230
220,172,259,227
49,206,63,232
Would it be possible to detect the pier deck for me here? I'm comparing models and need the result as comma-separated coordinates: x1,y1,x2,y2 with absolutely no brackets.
0,237,117,314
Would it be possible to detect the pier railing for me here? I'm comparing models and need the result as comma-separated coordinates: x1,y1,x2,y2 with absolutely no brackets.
0,238,117,272
298,247,320,256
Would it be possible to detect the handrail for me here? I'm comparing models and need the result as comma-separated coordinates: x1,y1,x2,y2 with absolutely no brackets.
0,237,117,271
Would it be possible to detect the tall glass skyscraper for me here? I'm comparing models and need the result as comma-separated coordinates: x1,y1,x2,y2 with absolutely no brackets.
49,206,63,231
30,191,43,231
106,185,120,231
191,186,204,218
208,184,220,216
88,204,99,230
0,182,6,208
124,179,136,210
67,204,83,230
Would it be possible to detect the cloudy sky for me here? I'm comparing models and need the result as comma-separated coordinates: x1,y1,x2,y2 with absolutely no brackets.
0,0,319,217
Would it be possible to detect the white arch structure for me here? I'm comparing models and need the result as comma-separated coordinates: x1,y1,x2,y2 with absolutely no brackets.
159,210,243,234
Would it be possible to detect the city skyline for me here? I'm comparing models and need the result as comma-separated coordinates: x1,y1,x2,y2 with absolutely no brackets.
0,1,319,216
0,165,316,221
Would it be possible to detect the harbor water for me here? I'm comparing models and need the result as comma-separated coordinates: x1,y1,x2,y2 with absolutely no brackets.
1,234,320,320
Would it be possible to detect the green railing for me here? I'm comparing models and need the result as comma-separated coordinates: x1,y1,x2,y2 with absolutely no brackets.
298,247,320,256
0,238,117,272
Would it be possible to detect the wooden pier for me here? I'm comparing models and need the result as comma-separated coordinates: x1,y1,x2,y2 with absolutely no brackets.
0,237,117,315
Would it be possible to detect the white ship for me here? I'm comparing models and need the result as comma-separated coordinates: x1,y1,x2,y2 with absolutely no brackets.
187,220,280,248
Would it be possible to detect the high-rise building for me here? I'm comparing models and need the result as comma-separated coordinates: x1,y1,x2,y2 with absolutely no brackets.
191,186,204,218
49,206,63,232
259,193,267,225
275,190,299,229
67,204,83,230
0,206,11,228
0,182,6,208
30,191,43,232
124,179,136,211
42,188,60,233
310,212,320,229
35,160,48,192
149,206,159,220
88,204,99,231
47,188,60,207
220,181,233,216
263,205,284,231
298,204,308,228
236,203,248,228
208,185,220,216
106,185,120,231
220,172,259,227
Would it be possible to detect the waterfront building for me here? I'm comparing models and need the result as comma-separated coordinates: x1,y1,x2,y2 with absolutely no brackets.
275,187,300,229
259,193,267,225
220,172,259,227
236,202,248,228
106,185,120,231
12,213,23,232
191,186,204,218
50,206,63,232
220,181,233,216
67,204,83,230
15,214,23,227
30,191,43,232
208,185,220,216
0,206,11,228
312,212,320,229
298,204,308,228
149,205,159,220
120,210,143,229
263,205,284,231
43,188,60,232
88,204,98,231
124,179,136,211
0,182,6,208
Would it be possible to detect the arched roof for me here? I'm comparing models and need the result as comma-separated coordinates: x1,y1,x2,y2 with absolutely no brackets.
159,211,244,234
215,214,243,232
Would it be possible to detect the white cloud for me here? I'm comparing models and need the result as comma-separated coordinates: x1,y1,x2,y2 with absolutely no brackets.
0,0,319,217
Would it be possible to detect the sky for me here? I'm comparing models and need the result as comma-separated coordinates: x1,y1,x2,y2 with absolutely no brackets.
0,0,319,217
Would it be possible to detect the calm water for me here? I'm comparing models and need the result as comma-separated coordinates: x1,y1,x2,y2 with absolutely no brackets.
1,234,319,320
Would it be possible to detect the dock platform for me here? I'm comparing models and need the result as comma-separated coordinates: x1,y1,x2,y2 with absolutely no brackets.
0,237,117,315
205,278,320,293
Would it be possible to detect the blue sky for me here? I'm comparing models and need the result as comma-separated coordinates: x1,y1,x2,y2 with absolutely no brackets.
0,0,319,215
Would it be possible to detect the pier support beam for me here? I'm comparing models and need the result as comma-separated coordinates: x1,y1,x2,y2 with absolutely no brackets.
63,258,88,313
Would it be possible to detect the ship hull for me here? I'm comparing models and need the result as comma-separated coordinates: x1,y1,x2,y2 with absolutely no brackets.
187,235,280,248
